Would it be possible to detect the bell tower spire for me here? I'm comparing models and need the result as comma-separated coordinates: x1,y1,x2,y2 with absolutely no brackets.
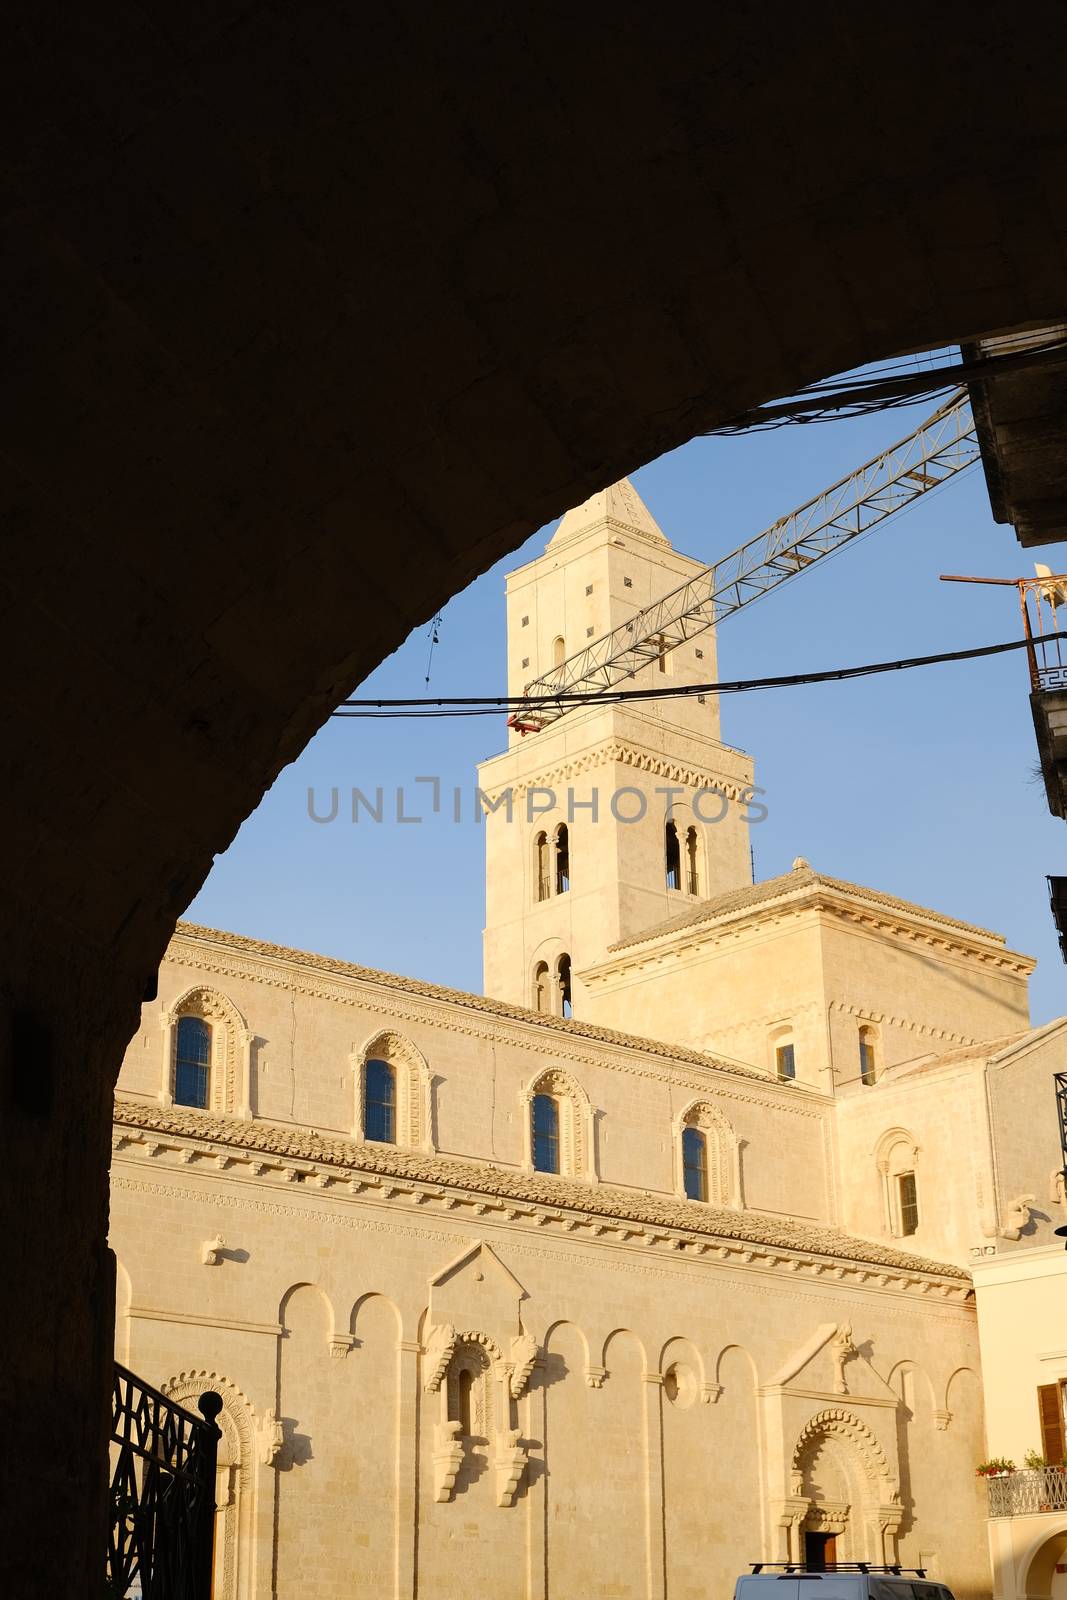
479,479,756,1016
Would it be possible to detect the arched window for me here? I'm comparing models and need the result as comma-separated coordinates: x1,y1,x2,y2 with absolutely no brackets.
364,1058,396,1143
457,1368,474,1435
555,824,570,894
682,1125,708,1201
533,961,550,1013
553,635,566,667
557,953,572,1018
532,1093,560,1173
897,1170,919,1235
685,826,699,895
859,1025,878,1086
174,1015,211,1109
665,820,681,890
770,1025,797,1082
534,831,550,901
875,1129,921,1237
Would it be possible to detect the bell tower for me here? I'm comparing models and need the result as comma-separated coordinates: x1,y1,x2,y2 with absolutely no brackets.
479,479,756,1016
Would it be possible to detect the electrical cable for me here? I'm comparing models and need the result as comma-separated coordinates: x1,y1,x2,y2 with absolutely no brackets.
701,336,1067,433
331,633,1061,719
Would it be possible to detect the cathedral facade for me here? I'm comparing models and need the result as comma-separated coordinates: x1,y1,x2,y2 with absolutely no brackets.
109,483,1067,1599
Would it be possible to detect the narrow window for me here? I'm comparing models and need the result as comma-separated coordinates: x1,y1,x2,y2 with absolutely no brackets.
776,1043,796,1082
557,954,572,1019
174,1016,211,1108
665,820,681,890
533,961,550,1013
686,826,699,895
682,1126,708,1202
897,1171,919,1235
535,831,550,901
859,1026,878,1086
365,1058,396,1143
553,635,566,667
532,1093,560,1173
1037,1382,1067,1466
458,1369,474,1436
555,824,570,894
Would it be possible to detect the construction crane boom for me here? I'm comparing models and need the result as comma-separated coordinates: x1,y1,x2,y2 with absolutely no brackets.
517,390,978,730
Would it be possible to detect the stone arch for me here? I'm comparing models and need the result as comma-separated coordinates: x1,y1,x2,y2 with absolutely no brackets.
351,1290,404,1344
521,1064,595,1180
1019,1522,1067,1600
543,1319,593,1382
160,985,251,1116
601,1326,648,1375
873,1126,922,1236
674,1098,742,1206
352,1028,433,1152
659,1335,707,1408
278,1281,337,1354
160,1371,257,1600
886,1358,936,1422
791,1407,897,1502
944,1364,981,1419
714,1342,760,1390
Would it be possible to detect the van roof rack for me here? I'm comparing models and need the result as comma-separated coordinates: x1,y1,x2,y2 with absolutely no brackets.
749,1566,928,1578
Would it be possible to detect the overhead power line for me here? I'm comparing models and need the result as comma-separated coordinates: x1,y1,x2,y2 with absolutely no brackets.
331,633,1060,719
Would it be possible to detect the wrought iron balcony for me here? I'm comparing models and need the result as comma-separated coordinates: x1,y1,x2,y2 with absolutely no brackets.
987,1468,1067,1518
108,1363,222,1598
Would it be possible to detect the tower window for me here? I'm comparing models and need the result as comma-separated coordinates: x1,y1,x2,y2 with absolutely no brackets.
776,1044,796,1082
555,824,570,894
364,1058,396,1144
682,1126,708,1202
897,1171,919,1235
557,954,572,1018
174,1016,211,1109
533,961,550,1013
535,831,550,901
685,826,699,895
552,635,566,667
532,1093,560,1173
665,820,681,890
859,1026,878,1086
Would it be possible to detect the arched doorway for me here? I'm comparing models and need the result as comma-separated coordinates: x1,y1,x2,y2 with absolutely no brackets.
790,1409,902,1566
1021,1524,1067,1600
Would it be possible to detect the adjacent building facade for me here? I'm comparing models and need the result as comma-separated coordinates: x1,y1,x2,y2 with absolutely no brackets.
109,481,1067,1600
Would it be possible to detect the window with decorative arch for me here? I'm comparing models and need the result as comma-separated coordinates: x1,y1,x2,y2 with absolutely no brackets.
160,1371,257,1600
858,1024,879,1086
665,819,681,890
685,825,700,895
554,823,570,894
556,953,572,1018
160,987,252,1117
352,1031,433,1152
532,960,551,1013
522,1067,594,1180
534,831,550,902
676,1101,741,1206
874,1128,921,1237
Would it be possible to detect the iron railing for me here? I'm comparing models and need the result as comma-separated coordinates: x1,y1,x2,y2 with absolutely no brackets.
987,1468,1067,1518
108,1364,222,1599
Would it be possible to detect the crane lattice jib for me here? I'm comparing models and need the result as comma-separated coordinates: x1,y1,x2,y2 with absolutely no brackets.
521,391,978,724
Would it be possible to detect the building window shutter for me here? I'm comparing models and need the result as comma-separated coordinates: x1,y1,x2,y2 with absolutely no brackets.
1037,1383,1066,1465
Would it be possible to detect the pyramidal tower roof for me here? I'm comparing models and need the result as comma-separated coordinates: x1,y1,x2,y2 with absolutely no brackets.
547,477,670,551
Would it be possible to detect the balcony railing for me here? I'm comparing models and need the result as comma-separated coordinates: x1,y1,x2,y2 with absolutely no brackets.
108,1363,222,1598
987,1467,1067,1518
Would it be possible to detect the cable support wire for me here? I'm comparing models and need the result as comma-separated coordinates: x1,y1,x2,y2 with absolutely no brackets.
331,633,1063,718
702,334,1067,432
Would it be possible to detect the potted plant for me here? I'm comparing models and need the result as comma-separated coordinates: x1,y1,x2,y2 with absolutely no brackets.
976,1457,1016,1477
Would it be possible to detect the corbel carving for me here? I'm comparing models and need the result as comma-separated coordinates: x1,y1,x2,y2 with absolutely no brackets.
433,1420,464,1503
494,1428,527,1508
423,1323,457,1392
509,1333,538,1398
998,1194,1035,1241
701,1381,723,1405
257,1408,285,1467
327,1335,355,1359
201,1234,225,1266
585,1364,607,1389
831,1322,856,1395
933,1408,952,1432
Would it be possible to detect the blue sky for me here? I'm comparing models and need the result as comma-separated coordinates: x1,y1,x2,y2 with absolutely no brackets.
186,388,1066,1026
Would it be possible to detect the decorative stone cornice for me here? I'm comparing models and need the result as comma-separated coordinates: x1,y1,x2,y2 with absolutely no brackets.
111,1096,969,1290
588,868,1033,981
478,738,752,806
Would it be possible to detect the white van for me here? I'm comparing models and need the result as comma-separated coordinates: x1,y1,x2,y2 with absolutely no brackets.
734,1566,956,1600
